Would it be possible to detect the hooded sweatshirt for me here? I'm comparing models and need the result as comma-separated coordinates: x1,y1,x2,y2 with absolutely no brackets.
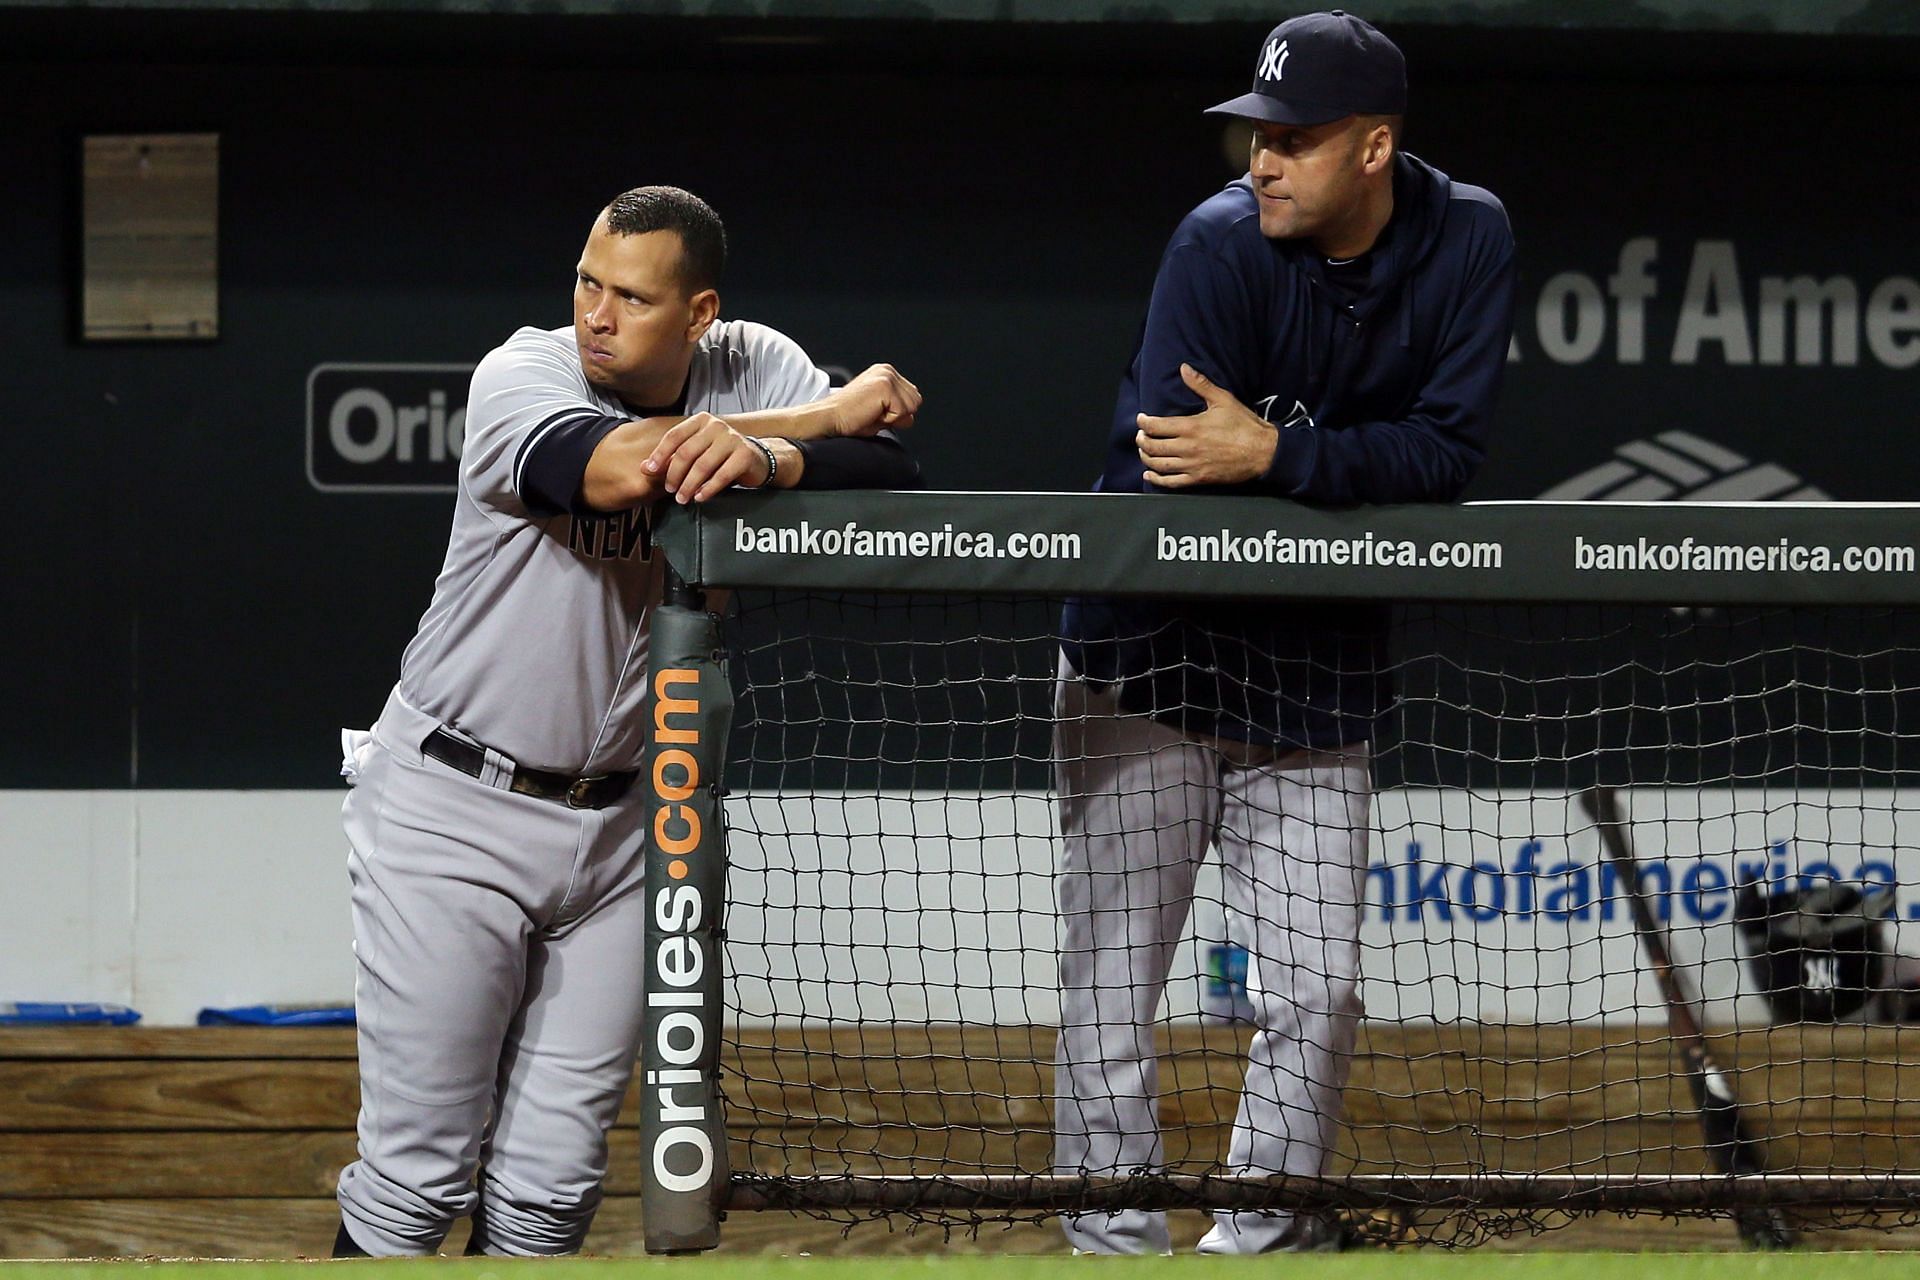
1059,152,1517,748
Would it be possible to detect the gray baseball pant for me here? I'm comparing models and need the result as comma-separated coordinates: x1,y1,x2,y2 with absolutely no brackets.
335,689,650,1256
1052,669,1371,1255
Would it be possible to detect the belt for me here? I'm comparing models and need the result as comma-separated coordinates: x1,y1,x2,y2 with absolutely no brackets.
420,727,638,810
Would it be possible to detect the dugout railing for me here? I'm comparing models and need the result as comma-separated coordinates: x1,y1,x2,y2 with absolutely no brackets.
636,493,1920,1253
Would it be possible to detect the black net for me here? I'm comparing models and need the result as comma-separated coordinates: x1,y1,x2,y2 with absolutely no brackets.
713,591,1920,1245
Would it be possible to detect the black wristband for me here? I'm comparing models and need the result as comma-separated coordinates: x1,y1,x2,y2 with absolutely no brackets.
743,436,779,490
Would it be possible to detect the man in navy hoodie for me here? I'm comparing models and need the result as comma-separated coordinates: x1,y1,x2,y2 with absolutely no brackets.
1053,10,1516,1255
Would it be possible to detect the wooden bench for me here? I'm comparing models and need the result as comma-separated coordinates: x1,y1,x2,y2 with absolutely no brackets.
0,1028,506,1256
4,1024,1916,1257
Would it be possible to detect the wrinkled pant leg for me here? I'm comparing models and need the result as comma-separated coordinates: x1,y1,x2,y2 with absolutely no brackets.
1199,745,1371,1255
336,746,550,1256
472,804,649,1256
1053,669,1218,1255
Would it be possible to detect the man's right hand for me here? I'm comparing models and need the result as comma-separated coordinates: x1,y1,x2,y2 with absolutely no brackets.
830,364,921,437
644,412,777,504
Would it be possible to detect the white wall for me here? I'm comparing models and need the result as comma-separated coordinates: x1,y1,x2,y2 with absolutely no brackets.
1,791,356,1025
5,788,1916,1027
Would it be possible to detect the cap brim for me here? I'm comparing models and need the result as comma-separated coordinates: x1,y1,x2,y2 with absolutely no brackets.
1203,92,1349,126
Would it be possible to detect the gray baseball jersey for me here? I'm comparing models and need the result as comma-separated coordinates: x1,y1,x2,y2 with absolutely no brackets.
337,318,828,1257
399,320,828,774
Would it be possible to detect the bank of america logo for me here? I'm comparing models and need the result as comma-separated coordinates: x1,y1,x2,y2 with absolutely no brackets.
1540,430,1828,502
1258,38,1291,81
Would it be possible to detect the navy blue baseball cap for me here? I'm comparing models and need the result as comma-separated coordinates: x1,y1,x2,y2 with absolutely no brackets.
1205,10,1407,126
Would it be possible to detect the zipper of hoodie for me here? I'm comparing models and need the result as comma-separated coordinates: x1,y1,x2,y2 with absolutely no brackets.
1305,273,1367,409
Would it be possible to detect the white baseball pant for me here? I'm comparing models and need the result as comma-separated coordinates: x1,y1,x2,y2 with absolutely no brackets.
1052,666,1371,1255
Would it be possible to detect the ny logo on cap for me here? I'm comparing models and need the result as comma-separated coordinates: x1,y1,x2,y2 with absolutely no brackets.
1257,37,1291,81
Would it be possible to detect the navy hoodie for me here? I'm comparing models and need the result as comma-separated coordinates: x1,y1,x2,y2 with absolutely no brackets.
1060,152,1517,748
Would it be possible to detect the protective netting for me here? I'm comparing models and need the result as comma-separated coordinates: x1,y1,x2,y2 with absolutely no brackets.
712,593,1920,1244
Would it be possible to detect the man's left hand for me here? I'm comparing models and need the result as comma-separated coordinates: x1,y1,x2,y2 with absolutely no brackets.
1136,364,1279,489
831,363,922,437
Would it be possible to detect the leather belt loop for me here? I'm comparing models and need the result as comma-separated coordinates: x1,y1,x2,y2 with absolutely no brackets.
420,726,636,810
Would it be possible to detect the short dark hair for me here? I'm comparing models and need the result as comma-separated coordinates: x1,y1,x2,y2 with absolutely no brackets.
602,186,727,294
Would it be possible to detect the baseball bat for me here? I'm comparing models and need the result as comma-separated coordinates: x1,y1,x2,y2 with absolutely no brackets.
1579,786,1797,1249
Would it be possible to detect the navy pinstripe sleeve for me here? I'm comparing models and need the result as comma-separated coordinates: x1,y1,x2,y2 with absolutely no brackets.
793,430,922,490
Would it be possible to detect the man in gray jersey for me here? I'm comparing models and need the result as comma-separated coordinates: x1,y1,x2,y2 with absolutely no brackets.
332,186,920,1257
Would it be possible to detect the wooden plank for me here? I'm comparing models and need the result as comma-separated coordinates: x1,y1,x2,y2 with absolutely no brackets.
4,1020,1913,1069
718,1023,1920,1129
0,1133,355,1198
8,1025,1899,1139
0,1061,359,1131
0,1198,511,1259
0,1028,357,1060
0,1198,353,1260
0,1131,651,1199
4,1021,1915,1197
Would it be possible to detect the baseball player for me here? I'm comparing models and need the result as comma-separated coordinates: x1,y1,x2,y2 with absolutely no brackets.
1053,12,1516,1254
332,186,920,1257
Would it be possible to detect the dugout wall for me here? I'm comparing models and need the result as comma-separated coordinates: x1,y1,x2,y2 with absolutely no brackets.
5,15,1920,802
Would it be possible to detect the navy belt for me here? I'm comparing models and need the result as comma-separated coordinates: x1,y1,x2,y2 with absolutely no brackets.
421,727,637,810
